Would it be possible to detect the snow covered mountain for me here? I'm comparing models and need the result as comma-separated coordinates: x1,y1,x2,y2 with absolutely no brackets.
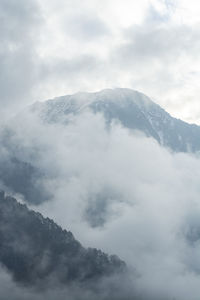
31,88,200,153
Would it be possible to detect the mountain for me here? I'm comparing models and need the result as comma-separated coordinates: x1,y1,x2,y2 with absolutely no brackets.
31,88,200,153
1,88,200,206
0,191,125,287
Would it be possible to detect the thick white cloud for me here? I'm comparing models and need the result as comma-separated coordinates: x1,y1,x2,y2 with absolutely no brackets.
32,115,200,299
4,108,200,299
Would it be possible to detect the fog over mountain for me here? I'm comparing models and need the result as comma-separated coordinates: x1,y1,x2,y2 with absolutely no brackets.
3,0,200,298
2,88,200,205
0,190,125,284
0,191,132,300
1,88,200,299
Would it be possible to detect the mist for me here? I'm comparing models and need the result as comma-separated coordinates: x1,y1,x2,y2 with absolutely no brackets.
1,107,200,299
2,0,200,299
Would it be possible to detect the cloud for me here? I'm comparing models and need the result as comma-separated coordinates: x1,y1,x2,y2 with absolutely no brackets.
0,266,133,300
63,14,110,41
2,0,200,298
33,113,200,300
2,0,200,123
0,0,43,117
2,106,200,299
116,25,200,64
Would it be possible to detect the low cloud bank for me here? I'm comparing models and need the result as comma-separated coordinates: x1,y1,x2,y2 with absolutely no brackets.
1,110,200,299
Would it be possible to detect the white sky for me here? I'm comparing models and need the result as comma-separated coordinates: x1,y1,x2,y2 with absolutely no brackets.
2,0,200,123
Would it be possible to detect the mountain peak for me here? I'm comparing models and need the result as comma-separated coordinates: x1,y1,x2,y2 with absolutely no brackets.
28,88,200,153
33,88,155,109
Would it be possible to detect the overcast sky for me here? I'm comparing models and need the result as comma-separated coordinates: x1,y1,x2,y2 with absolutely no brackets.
1,0,200,123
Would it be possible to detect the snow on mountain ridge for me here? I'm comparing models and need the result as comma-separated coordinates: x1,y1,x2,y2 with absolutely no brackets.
29,88,200,153
31,88,165,122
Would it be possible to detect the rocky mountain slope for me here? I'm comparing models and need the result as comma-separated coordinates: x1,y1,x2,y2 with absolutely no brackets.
31,88,200,152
